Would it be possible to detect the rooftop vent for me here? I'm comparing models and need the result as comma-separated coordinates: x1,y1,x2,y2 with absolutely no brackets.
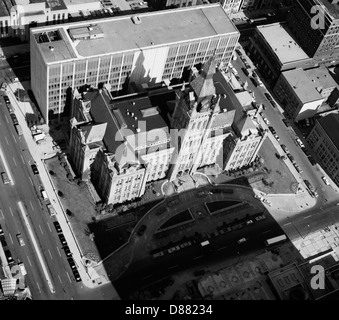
131,16,142,25
49,46,54,51
131,112,134,117
136,128,141,132
134,116,138,120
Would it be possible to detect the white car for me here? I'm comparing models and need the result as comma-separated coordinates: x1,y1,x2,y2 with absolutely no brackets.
238,237,247,244
274,134,280,142
263,117,270,125
322,176,330,185
296,138,305,148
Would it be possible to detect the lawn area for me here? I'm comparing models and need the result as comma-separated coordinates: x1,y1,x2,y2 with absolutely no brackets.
253,139,298,194
45,155,100,261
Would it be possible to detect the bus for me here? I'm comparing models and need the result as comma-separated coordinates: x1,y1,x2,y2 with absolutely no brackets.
249,17,268,24
264,234,287,246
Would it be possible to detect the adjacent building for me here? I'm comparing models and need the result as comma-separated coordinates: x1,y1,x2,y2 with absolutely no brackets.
30,4,239,122
248,23,314,86
273,67,339,121
286,0,339,66
307,113,339,186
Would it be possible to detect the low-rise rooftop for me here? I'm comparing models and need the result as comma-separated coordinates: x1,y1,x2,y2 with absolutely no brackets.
282,68,324,103
318,113,339,151
257,23,310,65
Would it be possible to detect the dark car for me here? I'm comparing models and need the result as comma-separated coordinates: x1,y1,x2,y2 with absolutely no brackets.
241,67,249,76
264,92,272,100
10,113,18,125
3,96,10,104
270,100,277,108
53,221,62,233
5,250,14,264
58,233,67,246
63,245,72,257
250,77,258,87
281,144,289,154
0,223,4,236
72,269,82,282
67,257,76,270
31,164,39,175
168,198,179,207
0,237,7,247
268,126,276,135
235,49,242,56
282,118,289,127
137,225,147,236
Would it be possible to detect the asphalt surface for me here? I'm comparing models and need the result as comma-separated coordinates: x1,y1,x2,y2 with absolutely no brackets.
0,92,80,299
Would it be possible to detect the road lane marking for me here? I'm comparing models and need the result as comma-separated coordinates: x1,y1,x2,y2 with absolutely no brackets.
304,215,312,219
13,157,17,166
29,177,33,186
48,249,53,260
0,209,3,220
30,201,34,211
0,141,14,185
262,230,271,234
217,246,227,251
5,115,8,123
66,271,72,284
12,134,17,144
9,207,13,217
27,256,32,267
8,232,13,244
142,274,153,280
58,275,62,284
284,223,292,226
38,201,42,209
56,246,61,257
17,201,55,294
39,224,43,234
4,136,9,145
36,282,41,294
193,256,203,260
47,222,52,232
21,155,25,164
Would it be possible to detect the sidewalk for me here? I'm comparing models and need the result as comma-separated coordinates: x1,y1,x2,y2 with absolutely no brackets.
6,82,114,291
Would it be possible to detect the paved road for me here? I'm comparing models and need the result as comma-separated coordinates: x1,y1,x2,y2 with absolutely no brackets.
0,92,80,299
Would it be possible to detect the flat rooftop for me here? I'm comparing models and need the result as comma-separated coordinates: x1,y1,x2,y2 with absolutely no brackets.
257,23,310,65
282,69,324,103
31,4,239,64
305,67,338,90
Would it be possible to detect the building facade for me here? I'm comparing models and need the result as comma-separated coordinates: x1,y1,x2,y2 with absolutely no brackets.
30,4,239,122
286,0,339,66
307,114,339,186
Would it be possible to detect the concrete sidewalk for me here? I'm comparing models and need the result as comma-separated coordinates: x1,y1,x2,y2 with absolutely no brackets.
6,82,112,290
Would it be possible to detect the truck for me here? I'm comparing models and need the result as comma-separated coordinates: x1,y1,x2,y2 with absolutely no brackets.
1,172,10,185
15,124,23,135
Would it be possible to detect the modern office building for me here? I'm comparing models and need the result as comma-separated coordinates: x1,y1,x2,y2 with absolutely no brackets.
30,4,239,122
248,23,314,85
307,113,339,186
286,0,339,66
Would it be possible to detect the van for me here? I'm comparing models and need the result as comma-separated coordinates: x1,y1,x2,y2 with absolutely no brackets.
41,189,48,200
1,172,9,184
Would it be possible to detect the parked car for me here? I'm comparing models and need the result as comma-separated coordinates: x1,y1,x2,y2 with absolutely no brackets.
246,220,254,225
67,257,77,270
5,250,14,264
270,100,277,108
263,117,270,125
255,215,266,221
287,153,295,163
58,233,67,246
168,198,179,207
281,144,289,154
250,77,258,87
63,245,72,257
0,224,3,236
16,233,25,246
294,164,303,173
72,269,82,282
3,95,10,104
10,113,18,125
264,92,273,101
31,164,39,175
296,138,305,148
238,237,247,244
282,118,289,127
235,49,242,56
274,134,280,142
241,67,249,76
53,221,62,233
137,225,147,236
322,176,330,185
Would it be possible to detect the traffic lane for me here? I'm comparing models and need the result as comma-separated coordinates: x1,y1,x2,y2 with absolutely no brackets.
114,223,284,297
0,184,51,299
0,112,77,298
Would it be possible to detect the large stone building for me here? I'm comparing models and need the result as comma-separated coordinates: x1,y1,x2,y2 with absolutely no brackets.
307,113,339,186
30,4,239,122
286,0,339,66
